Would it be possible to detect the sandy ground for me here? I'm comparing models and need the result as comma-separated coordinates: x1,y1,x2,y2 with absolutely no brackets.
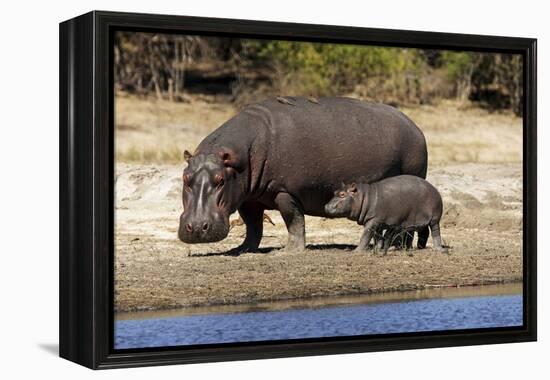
114,162,522,312
114,94,523,312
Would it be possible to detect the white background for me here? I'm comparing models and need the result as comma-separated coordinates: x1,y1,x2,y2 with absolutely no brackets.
0,0,547,377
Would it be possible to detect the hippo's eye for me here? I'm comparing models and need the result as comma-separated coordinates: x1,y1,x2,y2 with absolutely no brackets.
338,191,346,198
214,173,224,187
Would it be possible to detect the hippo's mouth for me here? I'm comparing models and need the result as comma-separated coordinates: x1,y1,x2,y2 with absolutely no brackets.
324,203,347,217
178,220,230,244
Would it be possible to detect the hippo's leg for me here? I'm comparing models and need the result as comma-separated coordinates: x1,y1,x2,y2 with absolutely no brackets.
274,192,306,251
231,202,265,254
430,221,449,254
417,226,429,249
356,220,376,252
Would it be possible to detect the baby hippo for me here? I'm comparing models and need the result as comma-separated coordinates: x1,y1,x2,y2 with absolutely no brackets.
325,175,447,254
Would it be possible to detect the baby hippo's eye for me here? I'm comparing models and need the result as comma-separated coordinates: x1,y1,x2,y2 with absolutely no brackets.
338,191,346,198
214,173,224,187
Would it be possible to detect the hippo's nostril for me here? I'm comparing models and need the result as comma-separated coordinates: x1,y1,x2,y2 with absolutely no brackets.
202,222,209,232
185,223,193,232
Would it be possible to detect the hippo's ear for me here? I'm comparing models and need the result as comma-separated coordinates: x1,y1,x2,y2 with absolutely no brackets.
349,183,358,194
220,149,245,173
183,150,193,162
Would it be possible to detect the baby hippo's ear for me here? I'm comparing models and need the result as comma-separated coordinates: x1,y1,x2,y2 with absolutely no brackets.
349,183,358,194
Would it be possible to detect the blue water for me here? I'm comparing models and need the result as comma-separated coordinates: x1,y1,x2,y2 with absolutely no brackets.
114,294,522,349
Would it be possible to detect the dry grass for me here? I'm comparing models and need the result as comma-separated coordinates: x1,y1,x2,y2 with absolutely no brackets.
115,94,522,165
115,93,236,163
402,100,522,164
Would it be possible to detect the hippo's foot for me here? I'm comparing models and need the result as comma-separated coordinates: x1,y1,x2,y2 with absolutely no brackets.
225,244,260,256
224,248,243,256
284,243,306,253
354,246,370,253
434,246,450,255
283,237,306,253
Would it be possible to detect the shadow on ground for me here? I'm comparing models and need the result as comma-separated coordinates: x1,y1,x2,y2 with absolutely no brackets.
306,243,356,251
188,246,282,257
188,243,359,257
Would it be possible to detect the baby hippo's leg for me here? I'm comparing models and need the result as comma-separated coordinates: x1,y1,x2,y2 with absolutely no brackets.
355,221,376,252
430,221,449,254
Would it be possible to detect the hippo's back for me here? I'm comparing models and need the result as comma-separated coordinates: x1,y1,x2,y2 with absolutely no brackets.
201,97,428,217
250,97,427,215
372,175,443,227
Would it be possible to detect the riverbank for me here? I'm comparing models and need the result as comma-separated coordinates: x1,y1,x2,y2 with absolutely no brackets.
114,163,523,312
114,283,523,348
116,283,522,320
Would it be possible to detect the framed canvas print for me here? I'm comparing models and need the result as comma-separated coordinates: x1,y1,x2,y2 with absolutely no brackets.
59,11,537,369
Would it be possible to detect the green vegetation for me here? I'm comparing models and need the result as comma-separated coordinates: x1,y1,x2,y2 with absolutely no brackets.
241,41,426,100
114,32,523,115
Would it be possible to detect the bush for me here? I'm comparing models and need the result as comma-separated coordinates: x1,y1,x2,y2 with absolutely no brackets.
114,32,523,114
240,40,431,104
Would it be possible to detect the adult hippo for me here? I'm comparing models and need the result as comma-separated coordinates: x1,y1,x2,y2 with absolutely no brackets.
178,96,428,253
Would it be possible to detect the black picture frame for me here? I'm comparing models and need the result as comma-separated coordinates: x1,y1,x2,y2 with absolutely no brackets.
59,10,537,369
